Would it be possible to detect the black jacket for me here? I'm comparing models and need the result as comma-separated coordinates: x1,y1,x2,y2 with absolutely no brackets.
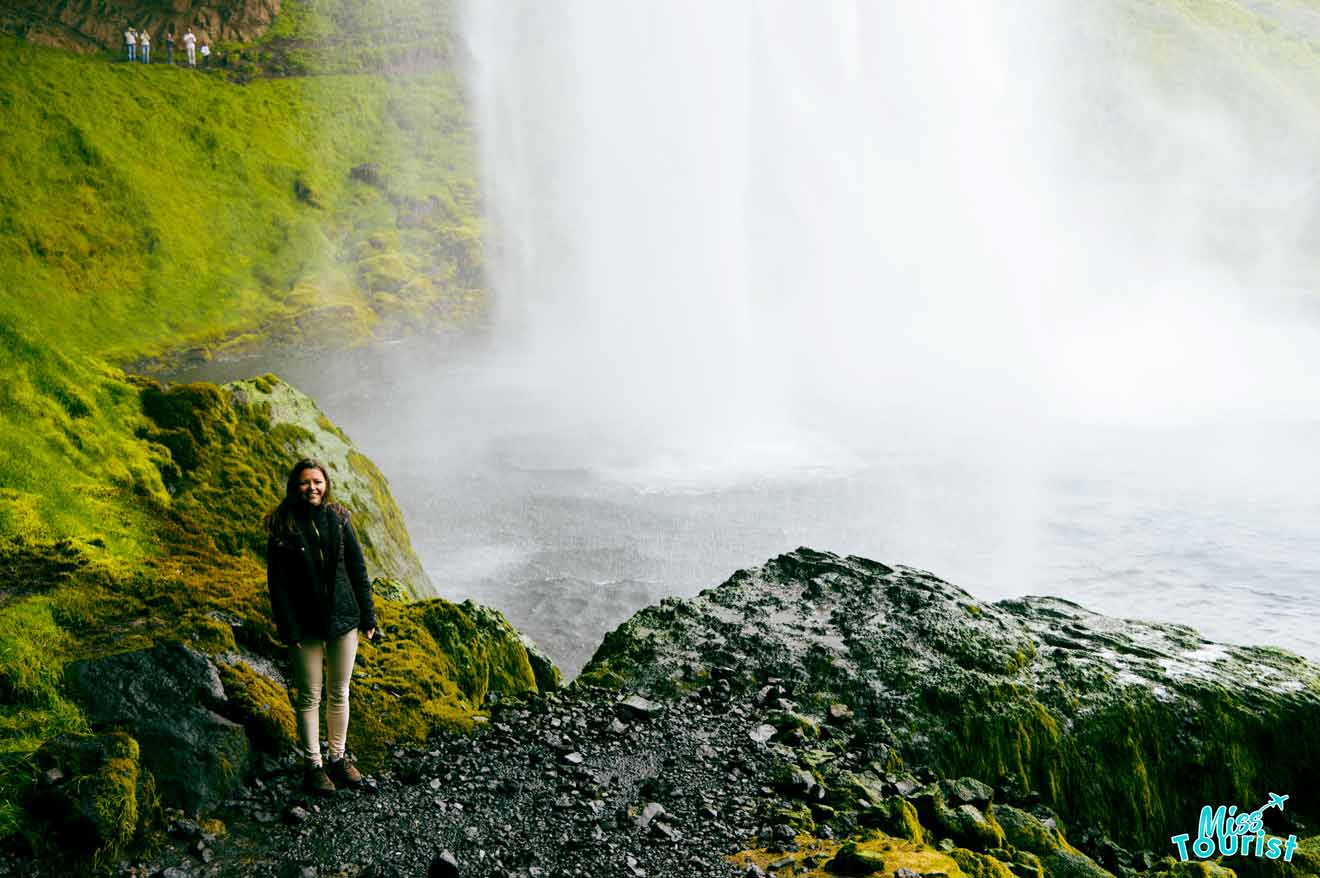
266,503,377,644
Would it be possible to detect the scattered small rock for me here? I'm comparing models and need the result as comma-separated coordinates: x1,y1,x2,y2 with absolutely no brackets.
428,849,460,878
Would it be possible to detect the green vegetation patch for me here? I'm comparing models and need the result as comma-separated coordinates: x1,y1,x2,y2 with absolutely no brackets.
216,660,297,752
0,32,483,371
350,596,548,769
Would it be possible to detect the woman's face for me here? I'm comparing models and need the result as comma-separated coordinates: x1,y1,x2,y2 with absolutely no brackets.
297,468,327,506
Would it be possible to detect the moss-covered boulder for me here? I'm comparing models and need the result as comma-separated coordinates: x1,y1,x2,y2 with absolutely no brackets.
216,659,298,753
348,594,557,769
828,840,888,875
64,642,249,812
30,731,149,859
1040,848,1118,878
858,797,925,843
910,786,1006,852
141,374,430,595
581,548,1320,851
951,847,1018,878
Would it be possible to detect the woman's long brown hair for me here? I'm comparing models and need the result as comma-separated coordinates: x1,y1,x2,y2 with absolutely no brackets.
264,458,338,539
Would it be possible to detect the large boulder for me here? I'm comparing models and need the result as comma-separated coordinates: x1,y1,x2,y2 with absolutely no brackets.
65,641,249,812
579,548,1320,849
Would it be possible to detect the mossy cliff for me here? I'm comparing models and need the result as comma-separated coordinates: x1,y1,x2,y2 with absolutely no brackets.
580,548,1320,857
0,1,520,861
0,369,555,863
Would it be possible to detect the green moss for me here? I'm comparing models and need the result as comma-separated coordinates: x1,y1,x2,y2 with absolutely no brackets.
91,741,140,855
1037,849,1113,878
1151,861,1236,878
347,596,545,768
1010,850,1045,878
51,731,143,866
216,661,297,752
418,600,538,705
991,805,1065,856
774,803,816,834
859,798,925,844
766,709,821,741
949,848,1015,878
316,415,350,443
828,840,888,875
574,666,628,690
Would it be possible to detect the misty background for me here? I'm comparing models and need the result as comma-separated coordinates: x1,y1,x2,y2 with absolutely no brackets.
193,1,1320,676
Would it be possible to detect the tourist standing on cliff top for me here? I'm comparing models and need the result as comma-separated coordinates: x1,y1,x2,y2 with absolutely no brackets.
183,28,197,67
265,458,378,795
165,29,175,65
124,27,136,62
139,29,150,64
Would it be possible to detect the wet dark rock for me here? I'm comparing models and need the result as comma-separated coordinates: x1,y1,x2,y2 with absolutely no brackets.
616,695,658,721
428,850,460,877
580,548,1320,848
65,642,249,811
168,818,202,840
939,777,994,807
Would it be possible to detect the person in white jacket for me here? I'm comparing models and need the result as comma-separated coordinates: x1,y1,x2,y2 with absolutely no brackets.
139,29,150,64
124,27,136,62
183,28,197,67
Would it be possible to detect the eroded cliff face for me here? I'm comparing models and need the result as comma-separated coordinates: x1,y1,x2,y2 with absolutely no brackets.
1,0,277,55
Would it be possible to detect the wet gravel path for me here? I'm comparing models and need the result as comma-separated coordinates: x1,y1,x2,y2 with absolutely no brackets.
130,682,856,878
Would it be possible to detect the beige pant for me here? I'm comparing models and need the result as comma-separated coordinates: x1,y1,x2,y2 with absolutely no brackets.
291,628,358,766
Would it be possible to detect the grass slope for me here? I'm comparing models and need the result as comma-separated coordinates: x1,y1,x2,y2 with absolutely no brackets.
0,33,481,365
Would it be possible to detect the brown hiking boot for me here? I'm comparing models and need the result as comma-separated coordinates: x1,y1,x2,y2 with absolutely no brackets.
326,757,363,788
303,765,336,795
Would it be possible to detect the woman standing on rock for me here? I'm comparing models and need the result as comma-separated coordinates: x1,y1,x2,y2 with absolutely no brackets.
265,458,377,794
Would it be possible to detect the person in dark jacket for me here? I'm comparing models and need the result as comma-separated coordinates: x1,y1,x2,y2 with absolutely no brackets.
265,458,377,794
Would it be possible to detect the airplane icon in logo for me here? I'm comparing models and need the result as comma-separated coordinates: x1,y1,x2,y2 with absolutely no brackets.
1248,793,1290,820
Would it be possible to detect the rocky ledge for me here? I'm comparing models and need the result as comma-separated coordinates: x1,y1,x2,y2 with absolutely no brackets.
16,549,1320,878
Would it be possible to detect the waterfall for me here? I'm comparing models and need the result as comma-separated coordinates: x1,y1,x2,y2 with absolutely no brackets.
460,1,1320,452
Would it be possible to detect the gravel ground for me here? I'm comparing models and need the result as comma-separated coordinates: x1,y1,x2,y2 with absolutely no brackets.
112,679,862,878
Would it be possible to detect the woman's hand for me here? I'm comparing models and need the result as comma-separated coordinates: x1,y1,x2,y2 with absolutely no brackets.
364,628,376,641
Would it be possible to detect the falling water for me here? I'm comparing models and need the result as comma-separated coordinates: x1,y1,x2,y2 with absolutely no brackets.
206,2,1320,675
